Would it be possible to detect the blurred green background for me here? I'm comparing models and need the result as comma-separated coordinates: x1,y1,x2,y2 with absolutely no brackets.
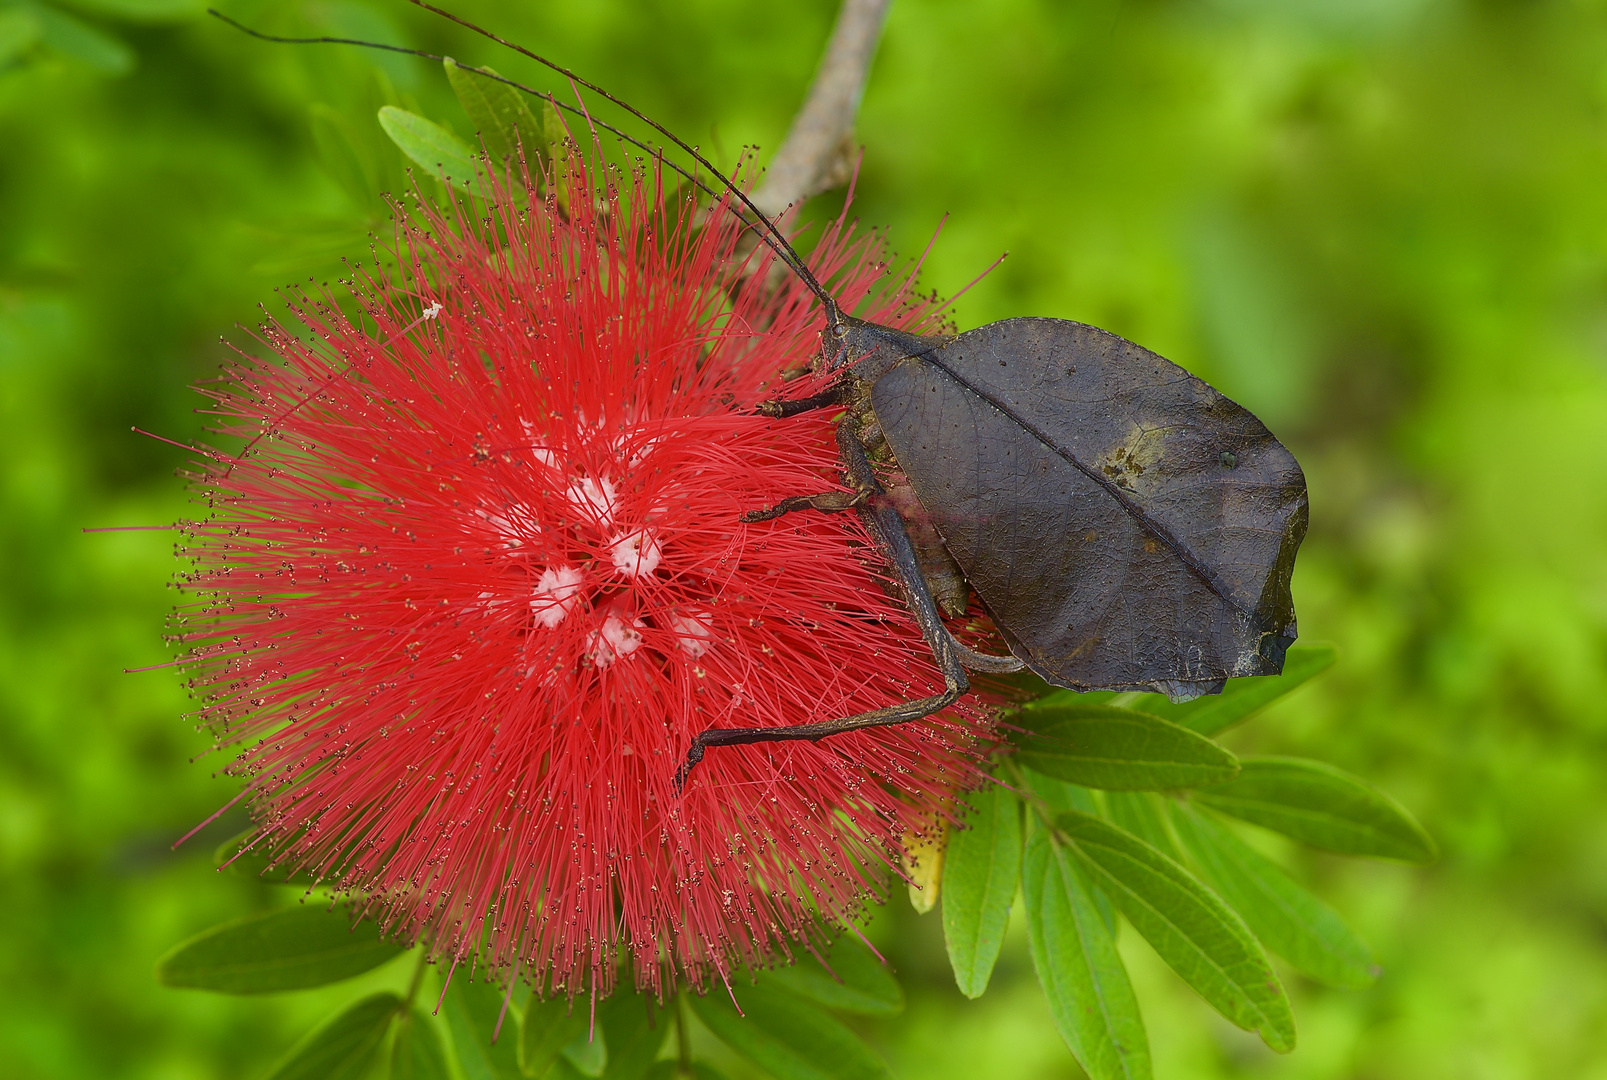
4,0,1607,1076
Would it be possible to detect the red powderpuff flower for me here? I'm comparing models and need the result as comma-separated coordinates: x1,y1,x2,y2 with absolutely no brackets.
177,156,988,998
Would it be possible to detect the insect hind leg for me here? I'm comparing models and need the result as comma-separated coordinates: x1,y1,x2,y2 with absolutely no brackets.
674,682,966,793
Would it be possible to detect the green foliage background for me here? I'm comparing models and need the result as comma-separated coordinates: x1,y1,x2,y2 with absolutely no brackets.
3,0,1606,1076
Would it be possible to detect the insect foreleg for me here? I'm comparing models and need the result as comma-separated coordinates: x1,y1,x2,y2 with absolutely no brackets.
740,490,864,523
754,384,844,419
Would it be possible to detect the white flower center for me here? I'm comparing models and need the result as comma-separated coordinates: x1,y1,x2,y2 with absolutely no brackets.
609,529,662,579
478,502,540,548
666,608,714,658
567,475,618,527
589,614,644,667
530,565,584,628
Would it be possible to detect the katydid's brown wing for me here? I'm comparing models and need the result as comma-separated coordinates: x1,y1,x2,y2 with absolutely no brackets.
870,316,1307,698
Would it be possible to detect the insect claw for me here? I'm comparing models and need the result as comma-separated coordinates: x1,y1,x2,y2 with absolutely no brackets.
673,740,705,795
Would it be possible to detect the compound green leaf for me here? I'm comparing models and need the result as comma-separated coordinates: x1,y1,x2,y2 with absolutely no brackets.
689,982,890,1080
1015,704,1239,790
1057,811,1296,1053
444,58,542,166
266,992,400,1080
155,907,405,993
596,990,664,1080
941,782,1023,999
445,978,522,1080
765,935,903,1016
392,1007,452,1080
519,992,589,1080
1127,645,1338,736
1194,757,1437,863
1023,831,1150,1080
1170,802,1377,989
378,106,487,197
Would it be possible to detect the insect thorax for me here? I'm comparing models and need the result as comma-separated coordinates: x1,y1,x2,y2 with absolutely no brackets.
842,370,972,620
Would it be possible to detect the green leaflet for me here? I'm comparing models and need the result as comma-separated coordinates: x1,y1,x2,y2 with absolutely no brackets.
154,907,405,994
689,982,891,1080
392,1007,452,1080
1170,802,1377,989
1057,811,1297,1053
1020,770,1115,934
520,991,590,1079
265,992,400,1080
1194,756,1437,863
595,990,665,1080
444,58,543,167
765,935,904,1016
378,106,488,197
1103,792,1183,862
941,782,1024,998
1022,768,1100,815
1023,831,1151,1080
1015,704,1240,790
444,978,523,1080
1125,645,1339,736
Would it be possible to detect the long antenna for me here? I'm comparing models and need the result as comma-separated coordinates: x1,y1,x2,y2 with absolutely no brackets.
404,1,844,335
206,14,718,211
205,7,845,334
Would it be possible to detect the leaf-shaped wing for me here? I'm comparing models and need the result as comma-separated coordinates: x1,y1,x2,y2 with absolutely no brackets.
872,316,1307,695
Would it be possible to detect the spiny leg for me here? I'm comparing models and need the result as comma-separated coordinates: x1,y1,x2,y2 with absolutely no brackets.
740,489,863,523
677,424,995,791
949,639,1025,674
754,383,844,419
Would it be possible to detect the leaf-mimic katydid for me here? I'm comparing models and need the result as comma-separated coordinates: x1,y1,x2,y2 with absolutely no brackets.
212,2,1309,792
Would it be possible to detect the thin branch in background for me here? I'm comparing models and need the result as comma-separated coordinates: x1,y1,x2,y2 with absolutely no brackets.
753,0,891,219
